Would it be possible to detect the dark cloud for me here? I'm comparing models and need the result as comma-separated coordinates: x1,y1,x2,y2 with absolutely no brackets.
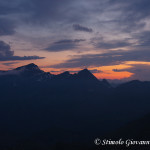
6,0,85,25
0,0,150,31
0,0,22,36
0,41,14,57
0,18,16,36
89,69,103,73
0,0,83,30
54,39,85,44
95,40,132,49
73,24,93,32
0,41,45,61
49,49,150,68
0,56,44,61
112,69,123,72
2,62,19,66
108,0,150,32
133,31,150,47
45,39,86,52
0,0,150,36
0,0,21,15
22,0,73,24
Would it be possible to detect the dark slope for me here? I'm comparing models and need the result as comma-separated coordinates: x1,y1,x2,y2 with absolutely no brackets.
98,113,150,150
0,64,113,149
114,113,150,139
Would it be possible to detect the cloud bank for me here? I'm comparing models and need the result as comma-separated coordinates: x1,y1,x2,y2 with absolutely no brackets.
0,41,45,61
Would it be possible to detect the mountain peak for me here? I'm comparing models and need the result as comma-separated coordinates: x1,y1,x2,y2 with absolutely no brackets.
14,63,44,75
25,63,37,67
15,63,38,70
77,68,98,81
78,68,90,74
15,63,40,71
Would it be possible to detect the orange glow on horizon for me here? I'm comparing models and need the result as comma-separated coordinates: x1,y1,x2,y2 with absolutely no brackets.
94,71,133,80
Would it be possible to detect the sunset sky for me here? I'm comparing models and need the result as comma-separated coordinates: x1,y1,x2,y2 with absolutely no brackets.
0,0,150,80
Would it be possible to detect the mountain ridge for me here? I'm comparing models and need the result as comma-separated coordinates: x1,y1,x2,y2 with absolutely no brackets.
0,63,108,83
1,63,150,88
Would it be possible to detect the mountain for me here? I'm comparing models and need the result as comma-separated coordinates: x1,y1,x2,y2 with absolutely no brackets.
77,69,98,81
116,80,150,91
14,63,46,77
0,63,53,85
1,63,150,150
15,63,42,71
0,63,43,76
0,64,111,90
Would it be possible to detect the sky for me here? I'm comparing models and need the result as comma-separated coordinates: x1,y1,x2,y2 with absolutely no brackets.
0,0,150,80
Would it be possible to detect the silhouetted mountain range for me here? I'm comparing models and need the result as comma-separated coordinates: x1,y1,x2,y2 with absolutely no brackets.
0,63,109,86
0,63,150,150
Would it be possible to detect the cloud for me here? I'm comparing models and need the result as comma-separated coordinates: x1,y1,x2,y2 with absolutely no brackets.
133,31,150,47
95,40,132,49
112,69,124,72
73,24,93,32
0,41,14,57
0,56,45,61
90,36,134,50
0,0,23,15
2,62,19,66
45,39,86,52
89,69,103,73
49,49,150,68
0,41,45,61
108,0,150,32
1,0,150,32
1,0,150,41
0,18,16,36
6,0,84,25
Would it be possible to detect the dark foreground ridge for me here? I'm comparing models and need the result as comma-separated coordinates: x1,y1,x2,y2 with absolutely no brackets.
0,63,150,150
